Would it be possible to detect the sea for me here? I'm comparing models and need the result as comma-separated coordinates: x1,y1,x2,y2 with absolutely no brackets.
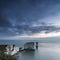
0,40,60,60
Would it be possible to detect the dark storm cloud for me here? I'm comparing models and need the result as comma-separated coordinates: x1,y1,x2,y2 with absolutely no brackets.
15,23,60,34
0,0,60,36
0,16,12,27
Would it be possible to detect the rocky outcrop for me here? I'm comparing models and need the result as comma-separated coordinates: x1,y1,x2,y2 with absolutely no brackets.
0,45,7,53
20,42,35,51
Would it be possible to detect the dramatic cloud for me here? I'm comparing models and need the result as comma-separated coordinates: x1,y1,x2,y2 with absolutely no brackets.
0,0,60,38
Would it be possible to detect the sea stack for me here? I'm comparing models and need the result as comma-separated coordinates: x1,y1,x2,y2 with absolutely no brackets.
36,42,38,49
24,42,35,51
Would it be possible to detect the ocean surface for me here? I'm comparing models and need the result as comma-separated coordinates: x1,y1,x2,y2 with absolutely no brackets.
0,40,60,60
17,43,60,60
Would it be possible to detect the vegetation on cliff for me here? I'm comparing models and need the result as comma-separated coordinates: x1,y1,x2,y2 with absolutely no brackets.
0,53,17,60
0,45,17,60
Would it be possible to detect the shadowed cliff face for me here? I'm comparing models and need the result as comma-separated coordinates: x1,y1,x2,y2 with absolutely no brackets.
0,45,7,53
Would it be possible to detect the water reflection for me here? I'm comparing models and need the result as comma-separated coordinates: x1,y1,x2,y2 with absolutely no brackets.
18,51,35,60
18,43,60,60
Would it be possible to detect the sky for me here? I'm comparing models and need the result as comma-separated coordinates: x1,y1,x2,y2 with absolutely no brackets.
0,0,60,40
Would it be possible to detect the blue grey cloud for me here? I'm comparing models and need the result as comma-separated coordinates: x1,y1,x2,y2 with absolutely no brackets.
0,0,60,36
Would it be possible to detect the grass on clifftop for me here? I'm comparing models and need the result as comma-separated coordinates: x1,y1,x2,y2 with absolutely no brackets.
0,53,17,60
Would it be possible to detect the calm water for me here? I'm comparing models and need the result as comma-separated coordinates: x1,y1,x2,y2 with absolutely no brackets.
17,43,60,60
0,40,60,60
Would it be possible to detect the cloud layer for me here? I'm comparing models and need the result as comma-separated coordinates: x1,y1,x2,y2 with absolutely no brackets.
0,0,60,37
